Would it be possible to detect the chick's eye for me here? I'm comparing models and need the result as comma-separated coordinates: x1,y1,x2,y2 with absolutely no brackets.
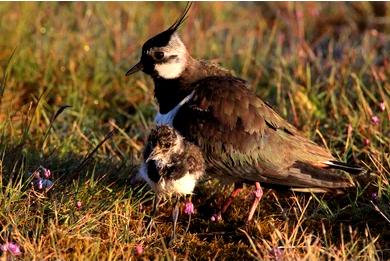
154,51,165,60
162,142,171,148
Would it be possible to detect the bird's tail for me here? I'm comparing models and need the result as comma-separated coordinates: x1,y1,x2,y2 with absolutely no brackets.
281,159,370,191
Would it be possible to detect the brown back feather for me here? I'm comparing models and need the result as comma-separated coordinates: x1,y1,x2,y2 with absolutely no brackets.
174,76,358,188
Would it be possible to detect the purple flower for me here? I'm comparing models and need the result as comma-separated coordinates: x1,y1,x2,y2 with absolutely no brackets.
371,115,380,125
184,201,194,215
364,138,370,146
1,242,21,256
371,192,378,202
76,201,82,210
211,213,222,222
43,168,51,178
269,247,284,261
135,244,143,256
379,102,385,112
37,178,43,190
34,178,53,191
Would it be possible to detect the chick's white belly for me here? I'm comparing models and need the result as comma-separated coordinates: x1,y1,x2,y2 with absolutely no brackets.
138,163,200,196
157,172,198,196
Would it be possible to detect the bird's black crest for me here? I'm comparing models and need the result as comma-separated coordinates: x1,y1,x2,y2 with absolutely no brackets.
167,2,192,33
142,2,192,50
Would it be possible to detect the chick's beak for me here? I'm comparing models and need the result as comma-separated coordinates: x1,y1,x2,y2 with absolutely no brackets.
146,148,159,163
125,61,143,76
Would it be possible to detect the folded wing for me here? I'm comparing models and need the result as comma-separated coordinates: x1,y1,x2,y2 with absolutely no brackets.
173,76,362,188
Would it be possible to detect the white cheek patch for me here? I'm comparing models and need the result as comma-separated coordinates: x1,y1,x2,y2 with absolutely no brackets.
155,61,186,79
153,33,187,79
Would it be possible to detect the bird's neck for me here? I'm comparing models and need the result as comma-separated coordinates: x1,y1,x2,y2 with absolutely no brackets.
153,57,231,114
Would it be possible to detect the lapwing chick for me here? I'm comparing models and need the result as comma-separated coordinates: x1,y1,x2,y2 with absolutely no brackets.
137,125,205,241
127,3,366,222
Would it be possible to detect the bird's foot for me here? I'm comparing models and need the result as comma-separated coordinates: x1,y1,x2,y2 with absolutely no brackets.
211,182,243,222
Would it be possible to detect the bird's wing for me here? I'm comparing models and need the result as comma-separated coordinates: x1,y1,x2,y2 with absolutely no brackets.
173,76,355,188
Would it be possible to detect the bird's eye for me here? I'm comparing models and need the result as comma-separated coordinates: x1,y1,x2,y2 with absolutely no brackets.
153,51,165,61
162,141,171,149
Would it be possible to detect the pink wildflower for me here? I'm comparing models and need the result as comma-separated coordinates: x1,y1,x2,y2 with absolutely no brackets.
379,102,385,112
35,179,53,191
43,168,51,178
371,115,380,125
211,213,222,222
1,242,21,256
76,201,82,210
371,192,378,202
269,247,284,261
135,244,143,256
363,138,370,146
184,201,194,215
37,178,43,190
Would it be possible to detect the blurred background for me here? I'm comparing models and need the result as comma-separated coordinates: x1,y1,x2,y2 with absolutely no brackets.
0,3,388,157
0,2,390,152
0,2,389,259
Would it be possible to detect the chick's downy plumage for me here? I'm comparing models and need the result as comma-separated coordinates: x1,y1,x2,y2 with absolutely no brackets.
138,125,205,197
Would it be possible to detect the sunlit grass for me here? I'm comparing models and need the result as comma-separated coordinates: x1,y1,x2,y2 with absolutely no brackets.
0,2,389,259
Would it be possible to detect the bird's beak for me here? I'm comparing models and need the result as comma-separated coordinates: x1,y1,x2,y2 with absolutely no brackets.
146,149,159,163
125,61,143,76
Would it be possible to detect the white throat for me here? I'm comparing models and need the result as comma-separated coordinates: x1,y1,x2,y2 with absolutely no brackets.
155,91,195,126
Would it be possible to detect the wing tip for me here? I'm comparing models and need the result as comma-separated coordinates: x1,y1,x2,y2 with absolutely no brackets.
323,160,366,175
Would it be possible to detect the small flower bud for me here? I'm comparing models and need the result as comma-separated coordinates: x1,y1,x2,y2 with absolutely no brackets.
1,242,21,256
135,244,143,256
371,115,380,125
371,192,378,202
44,168,51,178
184,201,194,215
379,102,385,112
37,178,43,190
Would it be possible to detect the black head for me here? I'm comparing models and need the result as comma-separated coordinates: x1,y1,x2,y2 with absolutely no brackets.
126,3,192,79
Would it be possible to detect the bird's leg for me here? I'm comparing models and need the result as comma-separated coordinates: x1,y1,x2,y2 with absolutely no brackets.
221,182,244,213
212,182,243,221
146,194,161,233
152,194,161,217
247,182,263,222
169,196,180,245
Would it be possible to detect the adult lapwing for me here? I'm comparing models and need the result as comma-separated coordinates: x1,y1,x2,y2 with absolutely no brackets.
126,3,365,222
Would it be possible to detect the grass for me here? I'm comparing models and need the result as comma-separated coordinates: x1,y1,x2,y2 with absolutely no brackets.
0,2,389,260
